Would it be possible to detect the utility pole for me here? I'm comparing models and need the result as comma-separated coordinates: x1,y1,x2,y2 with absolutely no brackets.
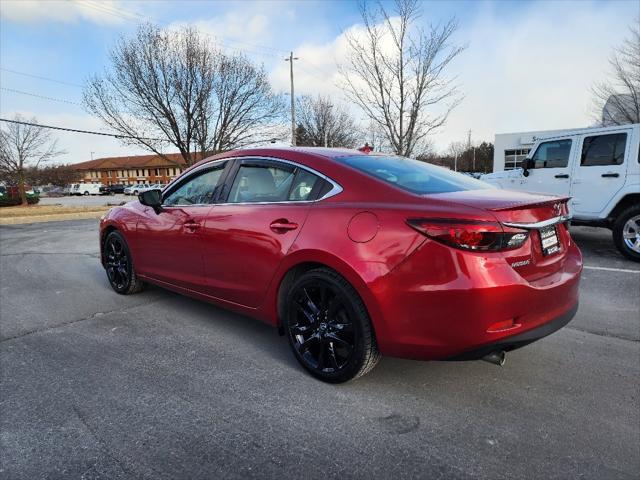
472,147,476,172
285,52,298,146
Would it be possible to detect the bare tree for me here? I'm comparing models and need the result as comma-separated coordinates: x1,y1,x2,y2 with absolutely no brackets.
84,24,284,166
339,0,464,157
196,53,287,153
447,141,465,171
592,19,640,126
0,116,65,205
295,95,360,148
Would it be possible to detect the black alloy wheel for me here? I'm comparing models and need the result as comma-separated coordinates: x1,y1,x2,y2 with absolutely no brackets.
285,268,380,383
104,231,144,294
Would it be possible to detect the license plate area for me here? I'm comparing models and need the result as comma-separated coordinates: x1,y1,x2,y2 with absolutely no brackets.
539,225,560,256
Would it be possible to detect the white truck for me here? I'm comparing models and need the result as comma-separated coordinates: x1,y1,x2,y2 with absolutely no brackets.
74,183,104,196
482,123,640,261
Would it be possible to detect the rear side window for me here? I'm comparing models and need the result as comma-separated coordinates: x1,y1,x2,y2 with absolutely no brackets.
581,133,627,166
530,140,572,169
288,169,321,201
340,155,492,194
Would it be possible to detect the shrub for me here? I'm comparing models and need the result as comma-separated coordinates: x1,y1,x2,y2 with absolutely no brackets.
0,194,40,207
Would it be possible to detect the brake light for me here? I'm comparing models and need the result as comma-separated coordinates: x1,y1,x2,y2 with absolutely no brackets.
406,218,529,252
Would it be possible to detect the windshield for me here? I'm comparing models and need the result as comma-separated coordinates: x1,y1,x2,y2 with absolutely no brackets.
340,155,494,194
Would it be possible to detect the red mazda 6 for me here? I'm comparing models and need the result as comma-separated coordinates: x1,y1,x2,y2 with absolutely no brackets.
100,148,582,383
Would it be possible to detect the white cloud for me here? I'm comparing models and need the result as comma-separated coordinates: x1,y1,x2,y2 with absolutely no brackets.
169,11,270,47
430,1,633,151
268,1,635,152
0,0,137,25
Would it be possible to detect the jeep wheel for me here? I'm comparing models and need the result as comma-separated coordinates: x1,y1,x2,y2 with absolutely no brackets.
613,205,640,262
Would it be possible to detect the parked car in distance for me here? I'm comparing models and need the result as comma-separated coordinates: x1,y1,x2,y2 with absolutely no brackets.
124,183,149,196
106,184,126,194
100,148,582,383
481,123,640,261
45,186,66,197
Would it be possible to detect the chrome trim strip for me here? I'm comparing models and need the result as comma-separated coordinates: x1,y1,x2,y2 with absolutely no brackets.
502,215,571,230
161,155,343,207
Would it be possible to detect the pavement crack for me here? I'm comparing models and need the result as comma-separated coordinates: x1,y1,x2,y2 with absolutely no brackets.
566,325,639,343
0,299,165,343
72,405,143,480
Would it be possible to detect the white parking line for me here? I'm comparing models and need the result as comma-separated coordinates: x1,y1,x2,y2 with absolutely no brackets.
583,265,640,274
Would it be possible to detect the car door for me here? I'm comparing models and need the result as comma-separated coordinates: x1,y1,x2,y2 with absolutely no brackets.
200,158,329,308
134,161,229,293
570,130,629,216
520,137,576,197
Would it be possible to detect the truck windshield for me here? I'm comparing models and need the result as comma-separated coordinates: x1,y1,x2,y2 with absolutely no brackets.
339,155,493,194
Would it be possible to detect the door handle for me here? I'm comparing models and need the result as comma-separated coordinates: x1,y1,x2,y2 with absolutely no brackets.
183,219,201,231
554,174,569,179
601,173,619,178
270,219,298,233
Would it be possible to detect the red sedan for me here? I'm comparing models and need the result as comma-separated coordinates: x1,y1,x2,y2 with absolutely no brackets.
99,148,582,383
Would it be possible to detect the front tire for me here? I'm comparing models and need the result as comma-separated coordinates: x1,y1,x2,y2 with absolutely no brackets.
103,231,145,294
613,205,640,262
284,268,380,383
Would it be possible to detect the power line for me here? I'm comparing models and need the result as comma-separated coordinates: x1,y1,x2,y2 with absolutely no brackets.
0,87,82,105
76,0,147,23
76,0,290,57
0,67,84,88
0,117,166,142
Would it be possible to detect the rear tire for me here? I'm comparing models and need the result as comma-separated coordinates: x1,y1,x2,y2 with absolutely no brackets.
284,268,380,383
612,205,640,262
103,231,145,294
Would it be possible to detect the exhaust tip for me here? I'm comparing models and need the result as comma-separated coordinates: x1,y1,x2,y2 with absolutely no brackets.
482,351,506,367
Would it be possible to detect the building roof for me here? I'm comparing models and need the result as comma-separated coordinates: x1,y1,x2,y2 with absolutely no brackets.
72,152,209,170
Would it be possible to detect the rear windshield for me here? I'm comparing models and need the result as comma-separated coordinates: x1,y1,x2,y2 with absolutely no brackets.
340,155,493,194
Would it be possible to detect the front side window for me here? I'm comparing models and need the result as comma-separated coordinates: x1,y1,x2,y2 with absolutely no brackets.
340,155,492,194
581,133,627,166
163,164,226,206
530,140,572,169
228,164,295,203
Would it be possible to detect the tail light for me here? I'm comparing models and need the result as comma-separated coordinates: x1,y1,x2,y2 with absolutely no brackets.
406,218,529,252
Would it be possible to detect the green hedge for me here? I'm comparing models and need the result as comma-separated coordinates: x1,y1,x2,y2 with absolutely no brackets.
0,194,40,207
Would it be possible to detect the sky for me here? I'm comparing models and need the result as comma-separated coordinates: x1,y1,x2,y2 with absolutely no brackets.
0,0,637,164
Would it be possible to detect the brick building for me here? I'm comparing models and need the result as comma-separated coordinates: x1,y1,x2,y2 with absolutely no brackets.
72,152,209,186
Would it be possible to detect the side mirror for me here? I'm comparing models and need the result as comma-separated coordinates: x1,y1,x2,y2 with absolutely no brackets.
522,158,531,177
139,189,163,214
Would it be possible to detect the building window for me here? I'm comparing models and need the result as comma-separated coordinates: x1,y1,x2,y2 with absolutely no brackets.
504,149,531,170
154,168,160,176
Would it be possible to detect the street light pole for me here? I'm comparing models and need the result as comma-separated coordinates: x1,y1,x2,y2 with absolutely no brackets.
285,52,299,146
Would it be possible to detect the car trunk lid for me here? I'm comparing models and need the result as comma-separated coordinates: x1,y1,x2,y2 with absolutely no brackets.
427,189,572,282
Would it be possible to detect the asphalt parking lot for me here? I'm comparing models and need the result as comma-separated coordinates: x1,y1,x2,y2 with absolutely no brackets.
0,220,638,479
39,194,131,207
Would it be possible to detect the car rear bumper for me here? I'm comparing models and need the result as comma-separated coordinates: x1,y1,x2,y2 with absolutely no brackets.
368,239,582,361
445,301,578,360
